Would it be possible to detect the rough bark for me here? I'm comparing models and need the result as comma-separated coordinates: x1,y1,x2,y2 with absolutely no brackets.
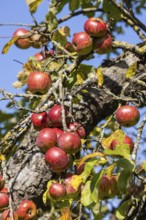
5,51,146,211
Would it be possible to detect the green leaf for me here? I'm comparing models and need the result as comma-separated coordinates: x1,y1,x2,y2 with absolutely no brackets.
46,11,58,32
81,158,98,183
2,36,19,54
116,158,135,172
49,0,68,15
25,0,43,13
69,0,81,12
126,62,137,79
116,200,131,220
81,180,93,206
104,144,130,159
102,0,122,21
117,170,131,193
52,29,67,47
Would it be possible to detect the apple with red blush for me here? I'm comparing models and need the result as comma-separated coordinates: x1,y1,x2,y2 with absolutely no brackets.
115,105,140,127
48,105,70,128
31,112,50,130
49,182,66,201
13,28,31,49
110,135,134,153
0,187,9,209
1,209,18,220
17,200,37,220
72,32,93,56
57,131,81,154
34,50,54,61
36,128,57,153
94,33,112,54
27,72,51,94
64,173,81,199
68,122,86,139
45,147,70,173
84,18,107,37
52,128,63,139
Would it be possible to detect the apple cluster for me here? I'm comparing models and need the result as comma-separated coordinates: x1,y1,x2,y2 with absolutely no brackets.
67,18,112,56
13,28,48,49
108,105,140,153
0,175,37,220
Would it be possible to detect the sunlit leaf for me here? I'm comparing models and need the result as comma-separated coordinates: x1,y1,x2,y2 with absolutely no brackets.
70,175,83,191
46,11,58,32
2,37,19,54
96,67,104,86
25,0,43,13
126,62,137,78
104,144,130,158
81,180,93,206
59,207,72,220
52,30,67,47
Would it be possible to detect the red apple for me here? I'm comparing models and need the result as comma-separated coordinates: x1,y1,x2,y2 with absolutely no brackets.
52,128,63,139
98,175,110,199
31,112,50,130
84,18,107,37
0,175,5,190
115,105,140,127
36,128,57,153
72,32,93,56
65,42,75,53
27,72,51,94
64,173,81,199
0,188,9,209
75,163,85,175
13,28,31,49
1,209,18,220
110,135,134,153
48,105,69,128
49,182,66,200
57,132,81,154
17,200,37,220
34,50,54,61
68,122,86,139
94,33,112,54
45,147,70,173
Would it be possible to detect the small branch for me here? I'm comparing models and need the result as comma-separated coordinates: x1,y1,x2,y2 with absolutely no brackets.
0,23,35,27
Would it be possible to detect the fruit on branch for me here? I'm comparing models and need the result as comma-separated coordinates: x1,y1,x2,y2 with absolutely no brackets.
31,112,50,130
0,188,9,209
45,147,70,173
57,132,81,154
52,128,63,138
48,105,70,128
1,209,18,220
34,50,54,61
27,72,51,94
75,163,85,175
110,135,134,153
49,182,66,201
36,128,57,153
64,173,81,199
84,18,107,37
65,42,76,53
115,105,140,127
0,175,5,190
68,122,86,139
72,32,93,56
94,33,112,54
13,28,31,49
30,33,48,48
17,200,37,220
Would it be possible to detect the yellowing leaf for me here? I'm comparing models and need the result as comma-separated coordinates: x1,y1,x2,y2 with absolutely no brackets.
76,73,84,85
52,30,67,47
96,67,104,86
59,207,72,220
2,37,19,54
70,175,82,191
12,81,23,89
25,0,43,13
102,129,125,149
0,155,6,161
59,26,70,37
42,180,55,204
126,62,137,78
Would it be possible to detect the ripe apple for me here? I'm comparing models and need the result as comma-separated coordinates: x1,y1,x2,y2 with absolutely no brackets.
64,173,81,199
36,128,57,153
110,176,118,197
84,18,107,37
57,132,81,154
48,105,69,128
31,112,50,130
13,28,31,49
17,200,37,220
115,105,140,127
110,135,134,153
72,32,93,56
49,182,66,200
1,209,18,220
30,33,48,48
52,128,63,139
34,50,54,61
68,122,86,139
98,175,110,199
0,175,5,190
94,33,112,54
65,42,75,53
0,188,9,209
75,163,85,175
45,147,70,173
27,72,51,94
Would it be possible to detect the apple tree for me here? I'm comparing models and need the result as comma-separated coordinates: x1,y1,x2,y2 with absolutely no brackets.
0,0,146,219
